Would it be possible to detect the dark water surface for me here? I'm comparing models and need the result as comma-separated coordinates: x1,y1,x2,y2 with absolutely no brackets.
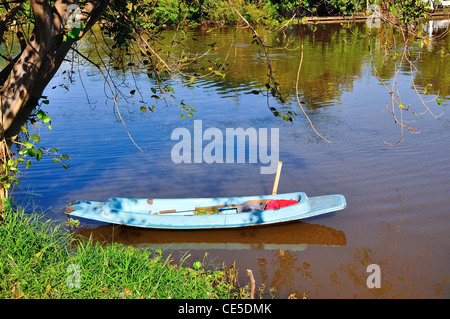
13,23,449,298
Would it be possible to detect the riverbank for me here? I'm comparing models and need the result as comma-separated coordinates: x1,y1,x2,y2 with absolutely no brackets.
301,9,449,24
128,1,450,28
0,202,248,299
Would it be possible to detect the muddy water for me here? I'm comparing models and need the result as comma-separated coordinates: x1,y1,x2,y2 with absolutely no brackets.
14,23,449,298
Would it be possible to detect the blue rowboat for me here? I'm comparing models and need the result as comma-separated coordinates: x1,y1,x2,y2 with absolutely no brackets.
65,192,346,230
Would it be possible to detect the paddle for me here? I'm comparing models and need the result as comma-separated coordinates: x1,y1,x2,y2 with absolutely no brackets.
157,161,283,215
272,161,283,195
158,205,237,214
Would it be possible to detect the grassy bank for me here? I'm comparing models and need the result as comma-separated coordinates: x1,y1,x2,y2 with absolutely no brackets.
0,203,248,299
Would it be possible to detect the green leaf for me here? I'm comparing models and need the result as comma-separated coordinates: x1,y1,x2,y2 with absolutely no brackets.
270,88,277,96
25,160,31,169
390,5,398,16
68,30,77,39
36,149,43,161
68,27,82,39
189,76,195,84
436,98,443,106
27,148,37,157
193,261,202,270
8,176,19,184
36,110,45,119
30,134,41,143
214,70,225,78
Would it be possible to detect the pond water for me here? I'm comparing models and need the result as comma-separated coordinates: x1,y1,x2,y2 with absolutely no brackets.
13,22,450,298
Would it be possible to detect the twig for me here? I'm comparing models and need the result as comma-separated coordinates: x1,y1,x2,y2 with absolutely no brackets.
276,13,297,32
367,28,417,145
229,0,329,142
227,0,274,83
295,39,330,143
73,40,145,152
247,269,255,299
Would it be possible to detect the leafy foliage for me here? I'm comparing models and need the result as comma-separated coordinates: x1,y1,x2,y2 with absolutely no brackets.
0,102,70,192
326,0,366,15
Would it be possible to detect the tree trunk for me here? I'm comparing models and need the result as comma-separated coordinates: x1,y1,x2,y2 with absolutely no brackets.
0,0,108,200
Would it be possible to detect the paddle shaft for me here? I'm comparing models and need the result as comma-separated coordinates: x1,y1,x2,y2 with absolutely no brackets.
272,161,283,195
159,204,237,214
157,160,282,213
157,200,270,215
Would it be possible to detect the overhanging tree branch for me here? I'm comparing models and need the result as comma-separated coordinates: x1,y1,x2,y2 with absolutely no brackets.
1,0,110,139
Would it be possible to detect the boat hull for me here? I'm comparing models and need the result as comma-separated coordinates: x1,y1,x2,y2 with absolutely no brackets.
65,192,346,230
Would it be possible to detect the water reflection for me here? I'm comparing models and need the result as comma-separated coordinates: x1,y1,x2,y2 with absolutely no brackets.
12,21,450,298
423,19,450,37
76,221,347,251
69,21,449,124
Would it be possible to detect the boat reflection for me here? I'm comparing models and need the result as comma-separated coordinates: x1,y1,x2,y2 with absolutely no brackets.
75,221,346,251
423,19,450,37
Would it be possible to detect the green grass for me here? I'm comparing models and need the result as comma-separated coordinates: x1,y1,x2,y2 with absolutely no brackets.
0,204,248,299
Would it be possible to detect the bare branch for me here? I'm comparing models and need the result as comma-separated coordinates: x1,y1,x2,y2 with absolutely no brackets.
295,39,331,143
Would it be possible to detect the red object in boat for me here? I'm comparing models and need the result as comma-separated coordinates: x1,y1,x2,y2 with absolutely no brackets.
265,199,299,210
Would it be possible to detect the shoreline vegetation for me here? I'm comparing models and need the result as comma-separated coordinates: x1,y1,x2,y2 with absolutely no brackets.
138,0,449,27
0,199,250,299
